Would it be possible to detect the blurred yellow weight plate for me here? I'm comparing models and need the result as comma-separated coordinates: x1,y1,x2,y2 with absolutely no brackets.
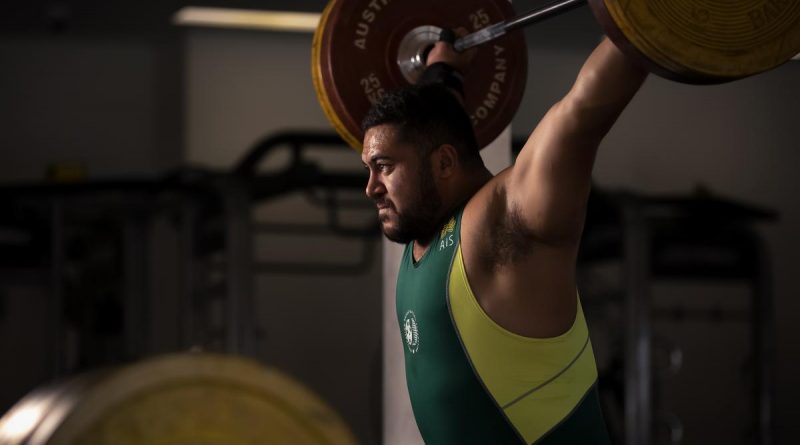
0,353,357,445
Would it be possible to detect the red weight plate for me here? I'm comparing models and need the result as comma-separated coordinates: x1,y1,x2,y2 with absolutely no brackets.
312,0,361,148
314,0,528,151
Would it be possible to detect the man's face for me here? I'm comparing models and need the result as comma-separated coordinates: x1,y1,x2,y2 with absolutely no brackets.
362,124,442,244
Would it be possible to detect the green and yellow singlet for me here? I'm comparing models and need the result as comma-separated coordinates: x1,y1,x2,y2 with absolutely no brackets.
396,208,610,444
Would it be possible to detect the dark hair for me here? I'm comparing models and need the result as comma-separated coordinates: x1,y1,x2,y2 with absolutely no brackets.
361,84,482,167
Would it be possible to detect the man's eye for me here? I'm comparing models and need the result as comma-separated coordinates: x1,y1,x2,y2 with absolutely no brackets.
377,164,391,172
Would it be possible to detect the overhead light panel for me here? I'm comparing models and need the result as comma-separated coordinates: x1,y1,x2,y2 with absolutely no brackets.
173,7,320,33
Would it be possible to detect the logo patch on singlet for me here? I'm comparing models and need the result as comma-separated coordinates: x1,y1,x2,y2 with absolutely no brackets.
440,217,456,238
403,310,420,354
438,216,456,251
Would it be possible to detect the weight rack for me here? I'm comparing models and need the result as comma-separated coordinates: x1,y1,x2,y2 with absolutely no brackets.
0,130,376,378
578,189,777,445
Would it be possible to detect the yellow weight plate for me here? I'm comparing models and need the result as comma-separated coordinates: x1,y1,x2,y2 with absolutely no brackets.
591,0,800,83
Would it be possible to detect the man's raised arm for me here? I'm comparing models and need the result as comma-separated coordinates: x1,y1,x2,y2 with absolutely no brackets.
505,38,647,245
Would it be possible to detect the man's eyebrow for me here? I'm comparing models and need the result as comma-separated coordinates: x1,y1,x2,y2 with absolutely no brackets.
362,155,391,167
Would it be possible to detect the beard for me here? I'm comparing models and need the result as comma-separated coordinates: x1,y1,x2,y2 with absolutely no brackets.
379,161,442,244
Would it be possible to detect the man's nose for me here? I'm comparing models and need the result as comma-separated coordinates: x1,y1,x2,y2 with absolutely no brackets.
365,173,385,199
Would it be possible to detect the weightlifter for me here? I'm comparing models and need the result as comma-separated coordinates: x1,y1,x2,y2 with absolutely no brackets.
361,36,646,443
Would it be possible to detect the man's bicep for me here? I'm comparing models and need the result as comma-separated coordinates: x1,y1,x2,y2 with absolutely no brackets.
505,100,600,245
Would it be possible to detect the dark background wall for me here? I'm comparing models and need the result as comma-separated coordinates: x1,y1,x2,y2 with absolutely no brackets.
0,1,798,444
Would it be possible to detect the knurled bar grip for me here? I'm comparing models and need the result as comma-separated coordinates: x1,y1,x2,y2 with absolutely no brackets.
454,0,587,52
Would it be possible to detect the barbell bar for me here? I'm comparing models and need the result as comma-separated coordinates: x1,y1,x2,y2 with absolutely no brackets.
454,0,587,52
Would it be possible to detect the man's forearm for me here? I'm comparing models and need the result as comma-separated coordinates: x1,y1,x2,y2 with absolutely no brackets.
565,38,648,141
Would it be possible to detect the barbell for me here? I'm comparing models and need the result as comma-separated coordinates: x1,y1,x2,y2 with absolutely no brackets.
311,0,800,151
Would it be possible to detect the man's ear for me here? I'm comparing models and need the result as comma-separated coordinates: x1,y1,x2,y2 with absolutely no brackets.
433,144,458,179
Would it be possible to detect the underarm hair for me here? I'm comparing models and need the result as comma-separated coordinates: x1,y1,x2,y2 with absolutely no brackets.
419,62,465,97
482,188,537,271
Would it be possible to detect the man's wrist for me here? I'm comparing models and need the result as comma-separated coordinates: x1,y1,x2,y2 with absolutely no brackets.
419,62,465,96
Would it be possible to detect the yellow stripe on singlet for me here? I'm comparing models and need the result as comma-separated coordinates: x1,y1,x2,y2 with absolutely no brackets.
448,245,598,444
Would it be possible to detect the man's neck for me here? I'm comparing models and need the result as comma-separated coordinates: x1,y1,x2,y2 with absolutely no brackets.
412,166,492,260
442,165,492,218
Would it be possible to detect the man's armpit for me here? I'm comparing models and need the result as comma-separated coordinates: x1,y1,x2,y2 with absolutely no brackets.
483,192,536,271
